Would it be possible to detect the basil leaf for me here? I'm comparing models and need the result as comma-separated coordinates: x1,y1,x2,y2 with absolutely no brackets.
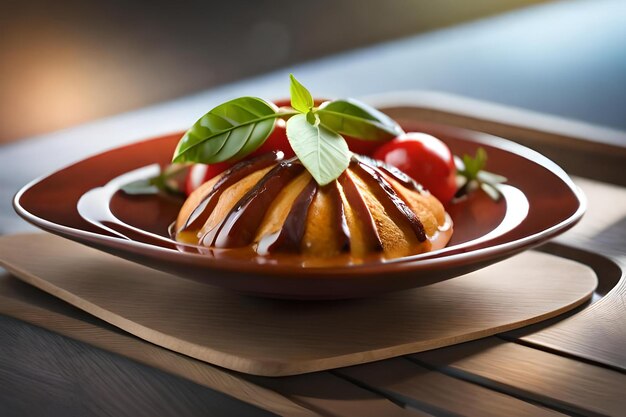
462,147,488,179
481,183,501,201
306,110,316,125
172,97,278,164
121,179,159,195
286,114,351,186
317,98,403,141
455,148,505,202
121,164,188,195
289,74,314,113
478,170,507,184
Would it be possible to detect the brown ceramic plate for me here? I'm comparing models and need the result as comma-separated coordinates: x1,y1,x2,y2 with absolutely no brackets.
13,121,584,299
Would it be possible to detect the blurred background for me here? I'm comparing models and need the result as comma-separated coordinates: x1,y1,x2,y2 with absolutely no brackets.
1,0,625,145
0,0,556,144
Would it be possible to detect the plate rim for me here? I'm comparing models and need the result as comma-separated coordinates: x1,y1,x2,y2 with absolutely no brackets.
13,124,586,278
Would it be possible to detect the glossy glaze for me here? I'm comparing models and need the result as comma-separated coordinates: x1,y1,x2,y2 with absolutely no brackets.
13,123,584,299
176,153,446,260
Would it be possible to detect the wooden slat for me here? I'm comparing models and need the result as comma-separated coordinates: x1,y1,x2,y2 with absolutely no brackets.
556,178,626,258
0,275,319,417
244,373,423,417
0,275,420,417
336,358,562,416
519,282,626,374
0,315,277,417
412,338,626,416
506,178,626,371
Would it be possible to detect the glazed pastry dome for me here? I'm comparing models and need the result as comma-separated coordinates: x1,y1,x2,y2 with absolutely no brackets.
175,151,453,259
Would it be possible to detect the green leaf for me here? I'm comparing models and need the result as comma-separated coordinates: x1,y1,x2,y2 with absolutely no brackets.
289,74,314,113
121,179,159,195
477,170,507,184
286,114,351,186
172,97,279,164
121,164,188,196
455,147,507,202
306,110,316,125
481,182,501,201
317,99,403,141
462,147,488,180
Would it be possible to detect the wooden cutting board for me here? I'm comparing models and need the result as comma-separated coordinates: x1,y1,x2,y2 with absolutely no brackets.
0,233,597,376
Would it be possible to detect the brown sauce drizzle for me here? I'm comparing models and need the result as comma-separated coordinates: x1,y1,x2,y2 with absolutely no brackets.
185,153,430,254
352,161,427,242
339,171,383,252
259,179,318,253
353,155,424,193
327,181,351,253
201,158,305,248
179,151,283,232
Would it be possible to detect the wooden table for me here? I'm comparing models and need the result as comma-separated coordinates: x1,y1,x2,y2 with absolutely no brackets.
1,2,625,415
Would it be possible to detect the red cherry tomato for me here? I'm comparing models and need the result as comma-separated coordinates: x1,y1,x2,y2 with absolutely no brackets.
373,132,457,203
344,135,384,156
250,119,294,158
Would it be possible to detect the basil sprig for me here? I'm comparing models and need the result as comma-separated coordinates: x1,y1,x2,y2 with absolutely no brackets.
284,75,351,185
287,113,350,186
122,164,188,196
172,97,290,164
289,74,314,114
455,148,507,201
171,74,403,185
317,99,403,141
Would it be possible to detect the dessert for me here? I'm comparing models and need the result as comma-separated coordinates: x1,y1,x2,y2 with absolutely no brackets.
175,151,452,259
165,74,510,262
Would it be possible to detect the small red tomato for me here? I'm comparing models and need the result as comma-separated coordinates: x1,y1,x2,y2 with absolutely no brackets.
250,119,295,158
344,135,384,156
373,132,457,203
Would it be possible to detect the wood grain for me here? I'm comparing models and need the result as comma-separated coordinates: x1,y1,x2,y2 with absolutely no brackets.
0,275,418,417
0,233,596,376
505,178,626,371
0,276,319,417
412,338,626,416
336,358,563,416
519,279,626,372
0,314,277,417
243,373,422,417
555,178,626,258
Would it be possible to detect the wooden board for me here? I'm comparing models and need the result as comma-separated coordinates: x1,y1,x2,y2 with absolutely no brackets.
412,338,626,416
336,358,562,416
515,177,626,371
0,233,597,376
0,275,435,417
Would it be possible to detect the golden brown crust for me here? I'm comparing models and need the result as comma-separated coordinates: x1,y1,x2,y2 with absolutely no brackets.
255,172,311,243
302,185,342,257
176,158,452,259
384,174,445,236
198,167,273,239
175,172,223,232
